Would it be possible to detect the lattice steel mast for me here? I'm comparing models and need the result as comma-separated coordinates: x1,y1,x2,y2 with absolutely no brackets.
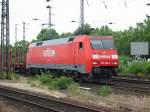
1,0,10,71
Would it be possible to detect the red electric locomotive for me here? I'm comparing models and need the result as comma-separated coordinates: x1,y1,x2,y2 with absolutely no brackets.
26,35,119,82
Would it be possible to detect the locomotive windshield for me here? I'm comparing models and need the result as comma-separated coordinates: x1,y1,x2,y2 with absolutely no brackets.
90,39,115,49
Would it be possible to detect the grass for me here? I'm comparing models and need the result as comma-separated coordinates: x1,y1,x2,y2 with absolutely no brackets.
67,83,81,95
98,85,112,97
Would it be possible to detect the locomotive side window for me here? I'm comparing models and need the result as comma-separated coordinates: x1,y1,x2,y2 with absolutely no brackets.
36,42,43,46
79,42,83,49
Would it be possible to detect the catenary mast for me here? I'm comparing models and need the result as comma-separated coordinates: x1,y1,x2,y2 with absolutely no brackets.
1,0,10,71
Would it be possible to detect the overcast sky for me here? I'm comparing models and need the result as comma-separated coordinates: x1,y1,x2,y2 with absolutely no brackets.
9,0,150,43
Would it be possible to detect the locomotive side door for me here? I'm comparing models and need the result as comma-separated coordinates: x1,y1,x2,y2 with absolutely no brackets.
75,42,84,62
74,41,85,73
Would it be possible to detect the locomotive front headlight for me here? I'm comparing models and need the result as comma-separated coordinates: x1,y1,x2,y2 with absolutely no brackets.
93,61,98,64
111,54,118,59
92,54,99,59
112,62,118,65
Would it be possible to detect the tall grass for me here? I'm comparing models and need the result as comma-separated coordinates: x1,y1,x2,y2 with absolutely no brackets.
0,72,20,80
67,83,81,95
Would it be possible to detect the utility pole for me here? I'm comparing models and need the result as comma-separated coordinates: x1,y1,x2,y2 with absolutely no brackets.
1,0,10,71
46,0,52,28
23,22,25,40
80,0,84,34
46,0,53,39
46,5,52,29
15,24,18,42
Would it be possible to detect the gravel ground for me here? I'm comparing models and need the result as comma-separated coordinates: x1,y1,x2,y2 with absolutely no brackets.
0,96,49,112
0,97,18,112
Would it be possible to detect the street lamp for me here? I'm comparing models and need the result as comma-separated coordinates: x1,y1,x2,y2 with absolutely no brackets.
32,18,40,21
108,22,113,25
46,5,52,29
32,18,54,28
71,20,76,23
71,20,84,34
147,3,150,6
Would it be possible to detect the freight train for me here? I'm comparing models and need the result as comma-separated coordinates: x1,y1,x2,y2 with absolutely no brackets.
26,35,119,82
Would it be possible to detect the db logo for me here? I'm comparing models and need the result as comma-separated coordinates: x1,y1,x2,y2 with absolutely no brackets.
43,49,56,57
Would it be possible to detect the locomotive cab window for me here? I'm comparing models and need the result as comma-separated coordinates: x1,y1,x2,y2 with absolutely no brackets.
79,42,83,49
90,39,115,49
68,37,74,42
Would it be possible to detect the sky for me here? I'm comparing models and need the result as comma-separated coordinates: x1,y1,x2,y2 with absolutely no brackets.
8,0,150,43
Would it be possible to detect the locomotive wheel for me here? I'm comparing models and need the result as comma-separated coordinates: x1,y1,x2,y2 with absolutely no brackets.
98,74,112,84
81,72,94,83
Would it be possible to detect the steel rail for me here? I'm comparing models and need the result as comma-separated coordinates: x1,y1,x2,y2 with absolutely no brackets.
0,91,60,112
112,77,150,84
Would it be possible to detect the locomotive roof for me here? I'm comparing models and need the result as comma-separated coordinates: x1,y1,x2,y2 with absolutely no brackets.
89,36,113,40
29,35,113,47
30,36,74,47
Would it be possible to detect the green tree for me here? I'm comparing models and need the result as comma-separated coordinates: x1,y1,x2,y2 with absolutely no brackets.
37,28,59,41
73,24,94,35
92,26,113,36
13,40,29,53
59,32,73,38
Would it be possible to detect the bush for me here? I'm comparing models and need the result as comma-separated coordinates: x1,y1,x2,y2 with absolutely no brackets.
126,61,150,77
143,63,150,76
53,76,74,90
118,56,132,73
119,56,150,77
127,62,145,74
30,74,77,90
36,73,53,85
98,86,112,96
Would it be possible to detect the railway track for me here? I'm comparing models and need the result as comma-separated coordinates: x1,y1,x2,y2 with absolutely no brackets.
0,85,105,112
112,77,150,93
79,76,150,94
